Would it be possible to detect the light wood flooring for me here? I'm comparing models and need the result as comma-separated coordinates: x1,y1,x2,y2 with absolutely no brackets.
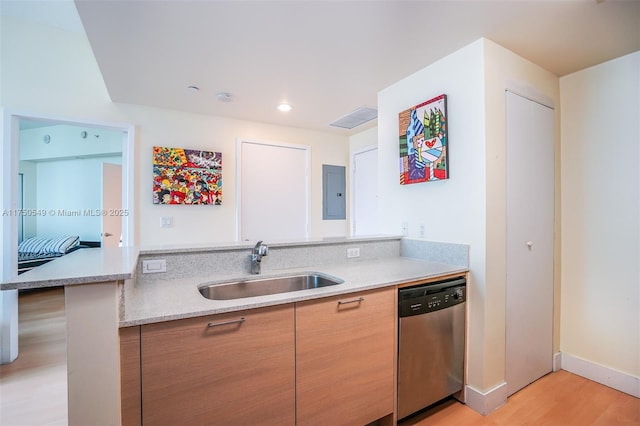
0,287,67,426
400,370,639,426
1,288,638,426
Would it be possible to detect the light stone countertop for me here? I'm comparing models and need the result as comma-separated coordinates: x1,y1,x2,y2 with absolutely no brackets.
1,247,140,290
1,237,468,328
121,256,467,327
1,236,399,291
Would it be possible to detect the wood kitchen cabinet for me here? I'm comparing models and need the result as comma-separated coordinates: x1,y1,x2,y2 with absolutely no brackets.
120,326,142,426
139,304,295,426
295,287,396,425
120,287,397,425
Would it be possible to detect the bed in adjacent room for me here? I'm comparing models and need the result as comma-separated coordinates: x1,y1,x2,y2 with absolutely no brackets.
17,236,101,274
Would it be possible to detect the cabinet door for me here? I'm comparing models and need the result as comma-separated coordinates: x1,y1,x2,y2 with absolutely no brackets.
141,304,295,426
120,326,141,426
296,287,395,425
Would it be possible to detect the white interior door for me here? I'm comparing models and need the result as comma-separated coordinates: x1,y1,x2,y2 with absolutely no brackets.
506,91,554,396
239,141,309,242
352,147,379,236
102,163,122,247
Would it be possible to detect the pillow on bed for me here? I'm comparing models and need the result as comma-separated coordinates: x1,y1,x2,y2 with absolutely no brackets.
18,235,80,256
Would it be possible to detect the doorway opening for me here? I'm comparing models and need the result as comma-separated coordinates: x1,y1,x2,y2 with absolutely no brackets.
17,120,126,263
1,111,134,371
2,112,135,279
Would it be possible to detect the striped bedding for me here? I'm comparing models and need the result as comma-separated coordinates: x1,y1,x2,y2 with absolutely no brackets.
18,236,80,261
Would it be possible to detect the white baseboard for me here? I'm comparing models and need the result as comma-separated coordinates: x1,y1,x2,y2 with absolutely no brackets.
553,352,562,372
465,353,638,417
560,352,640,398
464,381,507,415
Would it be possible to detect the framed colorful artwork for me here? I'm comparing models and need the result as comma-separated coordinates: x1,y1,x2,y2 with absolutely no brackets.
152,146,222,205
399,94,448,185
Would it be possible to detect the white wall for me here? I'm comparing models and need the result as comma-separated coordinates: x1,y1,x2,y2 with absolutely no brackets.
377,40,488,392
349,126,377,153
560,52,639,379
0,16,115,120
33,157,122,241
19,124,123,161
378,40,486,243
117,104,349,245
482,40,561,395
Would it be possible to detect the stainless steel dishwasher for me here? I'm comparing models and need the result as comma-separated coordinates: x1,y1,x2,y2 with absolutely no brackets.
397,276,466,420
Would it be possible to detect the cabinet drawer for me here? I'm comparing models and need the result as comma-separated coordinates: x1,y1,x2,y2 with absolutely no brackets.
141,304,295,426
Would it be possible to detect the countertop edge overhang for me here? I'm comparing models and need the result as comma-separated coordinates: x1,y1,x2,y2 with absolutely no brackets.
1,247,140,290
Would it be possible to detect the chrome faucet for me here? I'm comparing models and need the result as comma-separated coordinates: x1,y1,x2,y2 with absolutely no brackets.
250,241,269,274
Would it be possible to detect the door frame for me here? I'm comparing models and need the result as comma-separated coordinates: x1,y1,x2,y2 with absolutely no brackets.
235,138,310,241
1,109,135,363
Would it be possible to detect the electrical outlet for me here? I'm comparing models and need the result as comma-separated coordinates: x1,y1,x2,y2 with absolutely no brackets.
419,223,425,238
401,221,408,236
160,216,173,228
142,259,167,273
347,247,360,258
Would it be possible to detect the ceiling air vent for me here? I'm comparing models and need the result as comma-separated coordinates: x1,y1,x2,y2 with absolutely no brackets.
329,106,377,129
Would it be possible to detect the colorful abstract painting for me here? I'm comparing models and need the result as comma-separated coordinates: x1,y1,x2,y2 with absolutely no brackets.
399,94,448,185
152,146,222,205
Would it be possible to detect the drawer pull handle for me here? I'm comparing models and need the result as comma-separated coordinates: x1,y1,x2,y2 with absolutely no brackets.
338,297,364,305
207,317,246,328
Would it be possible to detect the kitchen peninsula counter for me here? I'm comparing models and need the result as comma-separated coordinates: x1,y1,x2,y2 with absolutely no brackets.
1,246,139,290
2,237,469,327
0,237,469,426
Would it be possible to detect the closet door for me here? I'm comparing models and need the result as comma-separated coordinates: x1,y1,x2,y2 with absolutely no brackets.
505,91,554,396
352,147,378,236
239,140,309,241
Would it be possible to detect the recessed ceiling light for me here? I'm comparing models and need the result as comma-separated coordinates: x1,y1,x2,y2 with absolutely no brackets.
216,92,232,102
187,85,200,92
277,103,292,112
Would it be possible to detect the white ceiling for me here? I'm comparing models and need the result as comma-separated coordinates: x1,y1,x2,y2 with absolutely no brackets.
5,0,640,135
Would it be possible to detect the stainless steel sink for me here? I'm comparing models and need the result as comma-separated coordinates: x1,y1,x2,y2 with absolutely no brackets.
198,272,344,300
